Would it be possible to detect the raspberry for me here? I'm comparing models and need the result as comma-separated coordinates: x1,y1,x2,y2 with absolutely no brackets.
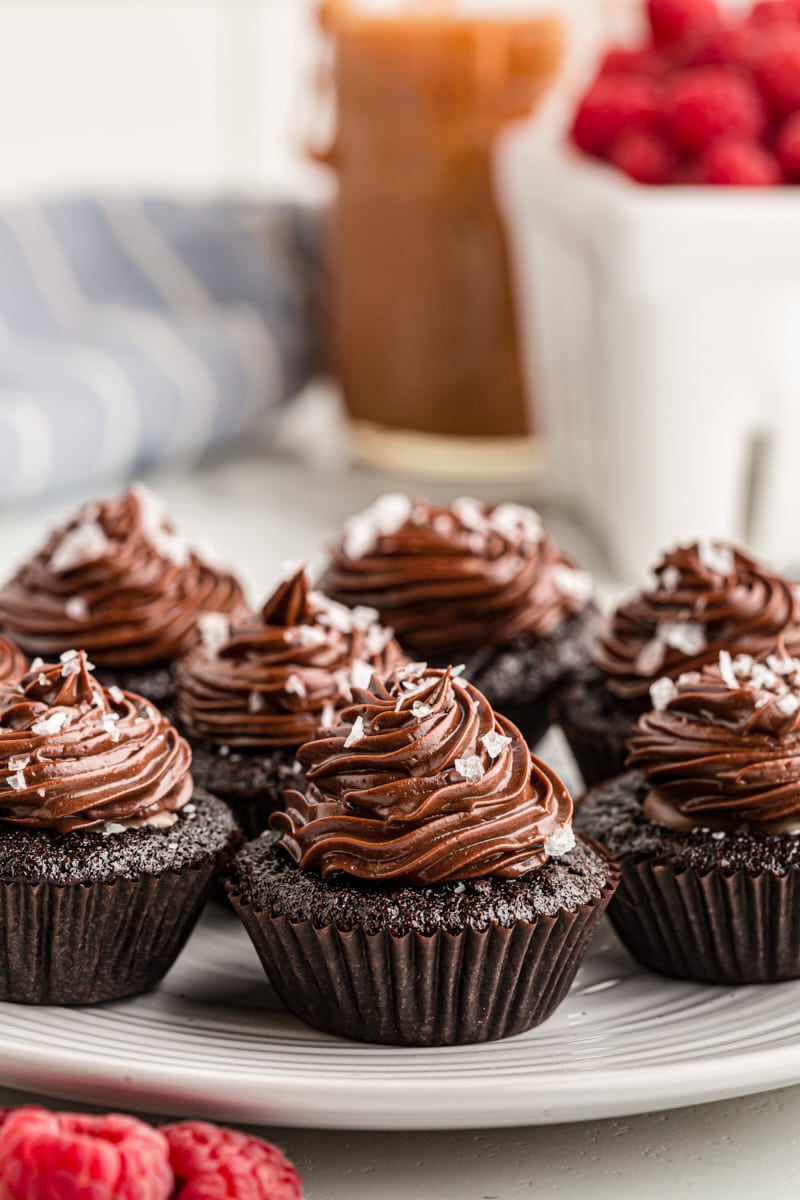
164,1121,302,1200
0,1107,173,1200
598,45,668,76
610,130,679,182
702,137,782,183
753,27,800,115
571,76,663,157
775,111,800,178
687,23,760,71
647,0,721,46
749,0,800,24
666,67,766,150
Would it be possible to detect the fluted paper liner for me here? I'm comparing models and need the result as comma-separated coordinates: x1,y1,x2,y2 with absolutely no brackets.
228,874,618,1046
608,858,800,985
0,861,218,1005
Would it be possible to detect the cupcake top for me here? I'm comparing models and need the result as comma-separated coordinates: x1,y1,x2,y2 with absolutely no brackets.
273,663,576,885
594,539,800,703
628,644,800,832
0,636,26,687
321,494,593,656
0,484,246,667
0,650,192,833
176,567,405,749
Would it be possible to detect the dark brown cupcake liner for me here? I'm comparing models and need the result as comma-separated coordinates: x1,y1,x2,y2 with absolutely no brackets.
557,719,629,790
608,858,800,985
228,876,618,1046
0,861,219,1005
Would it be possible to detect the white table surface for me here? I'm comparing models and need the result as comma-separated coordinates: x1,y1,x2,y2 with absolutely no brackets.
2,431,800,1199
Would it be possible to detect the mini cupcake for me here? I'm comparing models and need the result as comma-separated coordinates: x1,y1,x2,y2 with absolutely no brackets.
0,651,239,1004
175,566,404,838
0,484,246,709
578,645,800,984
556,539,800,786
227,664,618,1045
320,494,597,746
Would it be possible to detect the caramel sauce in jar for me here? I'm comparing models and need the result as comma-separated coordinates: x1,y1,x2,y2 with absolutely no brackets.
319,0,564,474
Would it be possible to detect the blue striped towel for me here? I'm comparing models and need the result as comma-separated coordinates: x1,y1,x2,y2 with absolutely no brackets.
0,196,322,504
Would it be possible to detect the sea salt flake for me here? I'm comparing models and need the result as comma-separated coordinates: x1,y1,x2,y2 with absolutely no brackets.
451,664,466,677
552,565,593,604
32,712,68,736
219,745,230,757
711,830,727,840
755,694,771,708
395,662,428,681
341,494,413,559
489,502,542,544
649,677,677,712
750,664,779,691
321,704,336,727
49,521,109,574
433,514,454,535
777,693,800,717
6,771,26,790
102,715,121,742
351,605,380,631
198,612,230,656
344,716,365,748
545,824,576,858
718,650,739,690
411,701,433,719
454,755,484,782
660,566,681,592
636,639,665,674
452,497,487,533
285,674,307,699
733,654,754,676
312,595,354,634
658,621,706,656
109,686,124,704
248,691,265,713
364,623,393,657
767,654,797,677
295,625,327,647
30,657,43,671
677,671,701,686
698,539,734,576
350,660,374,691
101,822,127,837
8,756,29,771
65,596,88,621
37,674,47,687
481,730,512,759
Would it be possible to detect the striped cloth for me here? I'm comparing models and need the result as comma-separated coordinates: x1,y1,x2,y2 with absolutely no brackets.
0,196,322,503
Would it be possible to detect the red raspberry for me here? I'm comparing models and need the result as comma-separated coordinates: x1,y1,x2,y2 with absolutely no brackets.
687,23,761,71
164,1121,302,1200
0,1106,173,1200
598,45,668,76
702,137,782,183
753,27,800,115
610,129,679,182
571,76,663,157
666,67,766,150
775,111,800,178
749,0,800,24
647,0,721,46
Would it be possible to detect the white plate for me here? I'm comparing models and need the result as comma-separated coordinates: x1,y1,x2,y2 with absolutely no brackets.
1,903,800,1130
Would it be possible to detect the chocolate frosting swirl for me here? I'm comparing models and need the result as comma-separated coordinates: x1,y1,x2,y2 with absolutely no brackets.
0,650,192,832
0,636,26,687
0,484,246,666
274,664,575,884
321,494,593,656
628,646,800,827
176,567,405,749
595,540,800,702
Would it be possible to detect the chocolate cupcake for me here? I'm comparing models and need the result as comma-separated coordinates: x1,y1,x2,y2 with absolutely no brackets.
556,539,800,786
0,484,246,710
175,566,404,838
0,650,239,1004
578,645,800,984
321,494,598,746
227,664,618,1045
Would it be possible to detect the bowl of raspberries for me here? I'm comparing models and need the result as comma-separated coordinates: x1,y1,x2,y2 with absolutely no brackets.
571,0,800,185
